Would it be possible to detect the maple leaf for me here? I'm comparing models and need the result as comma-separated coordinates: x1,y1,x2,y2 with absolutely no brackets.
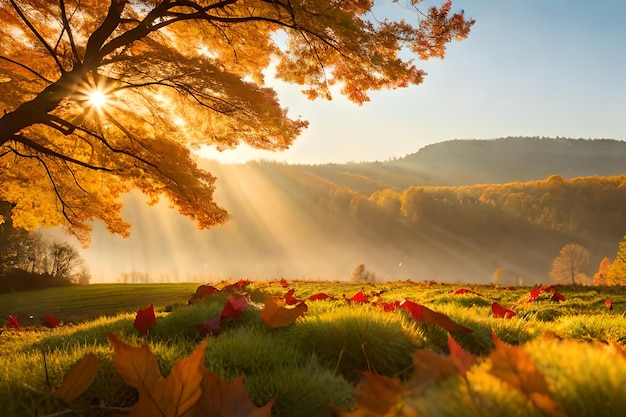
45,312,61,328
221,279,251,293
133,304,157,335
400,299,472,333
491,302,516,319
197,295,248,336
7,315,19,329
343,371,403,416
189,285,220,305
107,333,206,417
196,315,223,337
350,291,368,303
279,278,289,288
373,300,400,312
189,372,273,417
52,353,99,404
261,295,307,328
284,288,300,305
551,291,566,302
308,292,332,301
605,298,613,310
447,334,477,374
454,288,482,296
488,333,564,417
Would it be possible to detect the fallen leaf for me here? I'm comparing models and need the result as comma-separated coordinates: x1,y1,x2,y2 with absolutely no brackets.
408,349,459,395
447,334,477,374
7,316,19,329
279,278,289,288
284,289,300,305
107,333,206,417
345,371,403,416
605,298,613,310
261,295,307,328
454,288,482,296
308,292,332,301
52,353,99,404
491,302,516,319
196,315,222,336
488,333,564,417
400,299,472,333
45,312,61,328
188,285,219,305
133,304,157,335
551,291,566,302
190,371,273,417
351,291,368,303
221,295,248,319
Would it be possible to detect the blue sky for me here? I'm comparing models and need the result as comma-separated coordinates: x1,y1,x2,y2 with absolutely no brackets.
200,0,626,164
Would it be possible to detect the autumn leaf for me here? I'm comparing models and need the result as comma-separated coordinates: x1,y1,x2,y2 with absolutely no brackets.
488,333,564,417
133,304,157,335
45,312,61,328
196,315,223,337
491,302,516,319
400,299,472,333
261,295,307,328
454,288,482,296
284,288,300,305
189,372,273,417
447,334,477,374
605,298,613,310
528,285,556,302
279,278,289,288
7,316,19,329
308,292,332,301
551,291,566,302
221,295,248,319
408,349,460,395
338,371,403,417
350,291,368,303
197,295,248,336
188,285,219,305
107,333,206,417
52,353,98,404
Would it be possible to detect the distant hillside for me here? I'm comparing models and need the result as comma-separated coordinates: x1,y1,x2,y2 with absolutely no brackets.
80,137,626,285
297,137,626,193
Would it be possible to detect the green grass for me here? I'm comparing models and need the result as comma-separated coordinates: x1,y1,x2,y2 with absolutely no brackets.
1,281,626,417
0,283,199,324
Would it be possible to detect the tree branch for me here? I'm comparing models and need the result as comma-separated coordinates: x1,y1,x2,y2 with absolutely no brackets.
0,56,54,84
59,0,81,65
8,0,66,73
10,134,113,172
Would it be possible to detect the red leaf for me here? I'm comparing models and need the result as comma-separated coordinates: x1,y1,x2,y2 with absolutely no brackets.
284,288,300,305
605,298,613,310
196,315,222,336
400,299,472,333
45,313,61,328
133,304,157,335
551,291,566,302
308,292,331,301
221,295,248,319
447,334,477,374
528,285,556,302
279,278,289,288
7,316,20,329
222,279,251,293
261,295,307,328
350,291,368,303
491,302,516,319
454,288,482,296
188,284,219,305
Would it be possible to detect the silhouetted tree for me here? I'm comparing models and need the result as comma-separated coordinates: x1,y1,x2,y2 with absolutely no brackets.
549,243,590,285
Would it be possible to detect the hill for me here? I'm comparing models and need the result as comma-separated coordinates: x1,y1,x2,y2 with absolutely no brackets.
77,137,626,285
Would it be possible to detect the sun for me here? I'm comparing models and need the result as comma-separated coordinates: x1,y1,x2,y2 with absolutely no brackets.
88,89,109,108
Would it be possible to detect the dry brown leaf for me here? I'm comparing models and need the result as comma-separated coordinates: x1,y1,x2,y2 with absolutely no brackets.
52,352,99,404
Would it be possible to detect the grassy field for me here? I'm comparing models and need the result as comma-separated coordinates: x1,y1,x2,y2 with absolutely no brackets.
1,280,626,417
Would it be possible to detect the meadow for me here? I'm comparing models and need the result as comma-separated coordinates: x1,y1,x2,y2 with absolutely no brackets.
1,280,626,417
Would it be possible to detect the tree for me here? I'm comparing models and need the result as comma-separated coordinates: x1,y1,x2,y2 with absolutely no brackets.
549,243,590,285
607,235,626,285
592,256,610,286
0,0,473,243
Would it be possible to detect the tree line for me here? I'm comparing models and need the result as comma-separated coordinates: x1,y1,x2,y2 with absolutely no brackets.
0,201,90,292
